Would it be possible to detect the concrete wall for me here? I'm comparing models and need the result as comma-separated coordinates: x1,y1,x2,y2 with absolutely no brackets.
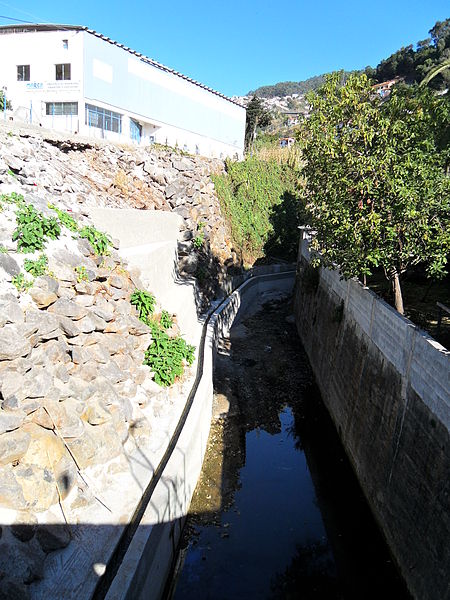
0,29,84,133
105,268,296,600
83,32,245,157
88,207,295,599
294,234,450,600
88,208,202,344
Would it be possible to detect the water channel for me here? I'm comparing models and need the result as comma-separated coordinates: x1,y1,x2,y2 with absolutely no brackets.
167,296,410,599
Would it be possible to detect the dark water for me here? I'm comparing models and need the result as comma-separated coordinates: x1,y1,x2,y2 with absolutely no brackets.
169,298,410,600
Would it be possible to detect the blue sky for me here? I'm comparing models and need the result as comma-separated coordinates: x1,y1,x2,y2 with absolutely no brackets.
0,1,448,97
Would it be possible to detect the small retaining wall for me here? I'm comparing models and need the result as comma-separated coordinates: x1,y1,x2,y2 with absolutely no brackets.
294,233,450,600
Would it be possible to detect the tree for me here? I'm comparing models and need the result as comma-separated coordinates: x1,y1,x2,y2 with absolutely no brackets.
297,72,450,314
420,59,450,90
0,91,11,111
244,96,272,152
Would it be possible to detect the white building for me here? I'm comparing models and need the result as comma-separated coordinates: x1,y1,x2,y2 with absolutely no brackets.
0,24,246,158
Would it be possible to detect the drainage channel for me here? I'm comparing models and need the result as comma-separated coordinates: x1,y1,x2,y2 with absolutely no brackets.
166,296,411,599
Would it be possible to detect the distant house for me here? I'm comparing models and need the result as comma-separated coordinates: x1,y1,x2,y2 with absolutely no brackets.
279,137,295,148
0,23,246,158
285,113,300,127
372,78,400,99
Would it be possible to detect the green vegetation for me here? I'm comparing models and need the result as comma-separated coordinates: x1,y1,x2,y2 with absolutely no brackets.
131,289,195,386
144,321,195,387
193,221,206,250
24,254,48,277
79,225,112,256
160,309,174,329
369,18,450,91
298,72,450,314
75,265,89,282
0,245,7,253
248,72,354,98
0,91,11,111
130,289,156,321
12,273,33,293
12,204,61,253
49,204,79,232
245,96,272,151
212,156,302,263
1,192,25,208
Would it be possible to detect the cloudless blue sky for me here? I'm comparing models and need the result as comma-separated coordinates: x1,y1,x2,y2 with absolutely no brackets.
0,1,448,97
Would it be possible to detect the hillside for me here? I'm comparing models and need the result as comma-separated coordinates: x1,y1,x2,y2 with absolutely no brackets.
247,72,354,98
236,17,449,125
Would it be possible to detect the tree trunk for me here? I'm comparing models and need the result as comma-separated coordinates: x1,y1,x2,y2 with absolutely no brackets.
391,270,404,315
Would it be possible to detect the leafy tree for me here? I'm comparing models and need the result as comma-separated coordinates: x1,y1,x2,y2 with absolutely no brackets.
297,72,450,314
0,91,11,111
374,18,450,89
244,96,272,152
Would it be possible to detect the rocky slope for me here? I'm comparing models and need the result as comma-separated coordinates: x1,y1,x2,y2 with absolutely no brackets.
0,122,239,281
0,122,237,597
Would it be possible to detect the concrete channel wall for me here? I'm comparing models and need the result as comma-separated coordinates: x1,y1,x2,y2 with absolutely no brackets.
294,233,450,600
90,207,295,599
105,270,295,600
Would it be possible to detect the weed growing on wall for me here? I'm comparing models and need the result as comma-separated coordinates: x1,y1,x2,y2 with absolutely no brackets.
48,204,79,232
131,289,195,387
24,254,48,276
160,309,173,329
79,225,112,256
75,265,89,282
12,273,33,293
144,321,195,386
13,204,61,253
130,290,156,321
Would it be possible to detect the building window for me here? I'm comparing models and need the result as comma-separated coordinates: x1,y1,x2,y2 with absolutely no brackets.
55,63,71,80
130,118,142,142
62,39,68,49
17,65,30,81
46,102,78,116
85,103,122,133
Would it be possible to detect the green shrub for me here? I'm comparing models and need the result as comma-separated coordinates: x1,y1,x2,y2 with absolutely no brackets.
12,204,61,253
144,321,195,386
130,289,156,321
12,273,33,293
78,225,112,256
160,309,173,329
212,156,302,263
48,204,79,232
24,254,48,276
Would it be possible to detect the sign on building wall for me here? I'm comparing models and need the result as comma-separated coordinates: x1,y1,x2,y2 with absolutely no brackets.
25,81,80,92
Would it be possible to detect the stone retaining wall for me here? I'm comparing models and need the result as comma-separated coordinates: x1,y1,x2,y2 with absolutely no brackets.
294,233,450,600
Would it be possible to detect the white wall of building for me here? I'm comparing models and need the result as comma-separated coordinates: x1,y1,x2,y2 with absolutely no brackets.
0,26,246,158
0,29,84,133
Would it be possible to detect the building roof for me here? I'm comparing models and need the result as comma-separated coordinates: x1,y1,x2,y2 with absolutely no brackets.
0,23,244,108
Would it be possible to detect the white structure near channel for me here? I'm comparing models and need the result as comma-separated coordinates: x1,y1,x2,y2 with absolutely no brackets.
0,24,246,158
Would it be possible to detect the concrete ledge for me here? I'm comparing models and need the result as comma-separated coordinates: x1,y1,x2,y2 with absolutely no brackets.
104,268,295,600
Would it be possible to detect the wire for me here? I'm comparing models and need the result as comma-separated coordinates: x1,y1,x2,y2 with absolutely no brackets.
0,14,34,23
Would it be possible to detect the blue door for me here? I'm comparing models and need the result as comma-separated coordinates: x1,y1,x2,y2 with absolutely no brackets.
130,119,142,143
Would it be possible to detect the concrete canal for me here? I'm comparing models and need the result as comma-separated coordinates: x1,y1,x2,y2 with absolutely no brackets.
167,297,411,599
